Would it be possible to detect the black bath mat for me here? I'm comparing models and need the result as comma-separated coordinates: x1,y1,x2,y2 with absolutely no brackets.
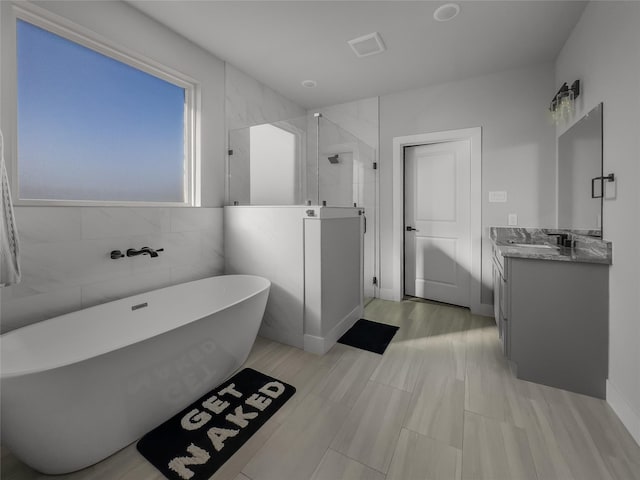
338,318,399,354
137,368,295,480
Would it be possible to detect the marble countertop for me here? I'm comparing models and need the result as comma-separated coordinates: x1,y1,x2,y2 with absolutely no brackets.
490,227,612,265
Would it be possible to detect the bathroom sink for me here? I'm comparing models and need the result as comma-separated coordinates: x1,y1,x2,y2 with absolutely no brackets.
508,243,557,249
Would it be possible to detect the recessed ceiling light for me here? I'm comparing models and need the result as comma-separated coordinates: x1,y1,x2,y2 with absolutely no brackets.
348,32,386,58
433,3,460,22
301,80,317,88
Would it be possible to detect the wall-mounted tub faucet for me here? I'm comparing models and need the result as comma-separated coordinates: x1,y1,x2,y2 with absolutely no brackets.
126,247,164,258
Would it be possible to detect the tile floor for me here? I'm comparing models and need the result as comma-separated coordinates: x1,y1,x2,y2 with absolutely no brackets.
2,298,639,480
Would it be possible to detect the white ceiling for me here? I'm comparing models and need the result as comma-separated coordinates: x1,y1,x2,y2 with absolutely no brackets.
128,0,587,109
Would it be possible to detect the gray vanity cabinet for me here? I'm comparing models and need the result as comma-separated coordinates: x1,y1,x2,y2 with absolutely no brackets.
492,248,509,358
492,248,609,399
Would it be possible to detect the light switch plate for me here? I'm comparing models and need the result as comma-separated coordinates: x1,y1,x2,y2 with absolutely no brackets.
489,191,507,203
508,214,518,226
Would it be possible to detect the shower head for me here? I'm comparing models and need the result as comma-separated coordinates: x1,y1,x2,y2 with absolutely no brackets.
328,154,340,164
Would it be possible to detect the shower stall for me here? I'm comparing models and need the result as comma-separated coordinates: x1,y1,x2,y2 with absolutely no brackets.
227,114,378,300
225,114,378,353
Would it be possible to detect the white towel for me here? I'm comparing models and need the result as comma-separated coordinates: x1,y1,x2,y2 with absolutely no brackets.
0,129,21,287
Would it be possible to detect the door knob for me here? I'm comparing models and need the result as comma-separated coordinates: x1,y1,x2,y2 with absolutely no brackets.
406,226,418,232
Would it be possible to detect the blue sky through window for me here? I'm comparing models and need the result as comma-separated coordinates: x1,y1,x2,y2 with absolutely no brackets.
17,19,186,202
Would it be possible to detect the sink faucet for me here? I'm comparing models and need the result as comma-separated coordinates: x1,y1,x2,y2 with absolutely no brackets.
126,247,164,258
546,233,574,247
546,232,568,245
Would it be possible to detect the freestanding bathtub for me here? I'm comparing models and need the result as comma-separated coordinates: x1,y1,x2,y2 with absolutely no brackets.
0,274,270,474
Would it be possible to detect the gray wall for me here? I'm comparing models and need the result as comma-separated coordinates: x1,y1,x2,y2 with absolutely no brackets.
378,63,557,304
556,1,640,443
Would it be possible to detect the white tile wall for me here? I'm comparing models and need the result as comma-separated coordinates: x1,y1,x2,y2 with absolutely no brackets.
80,269,173,309
14,207,82,244
225,64,306,132
224,206,306,348
0,207,224,333
81,208,171,239
1,287,83,332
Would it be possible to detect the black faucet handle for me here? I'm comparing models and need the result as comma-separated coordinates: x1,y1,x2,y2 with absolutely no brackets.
141,247,164,253
546,232,568,245
110,250,125,259
545,232,575,247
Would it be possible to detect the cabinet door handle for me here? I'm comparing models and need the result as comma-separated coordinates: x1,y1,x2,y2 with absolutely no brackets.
406,226,418,232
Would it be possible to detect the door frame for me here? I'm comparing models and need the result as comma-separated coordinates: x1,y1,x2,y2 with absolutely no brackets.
392,127,488,316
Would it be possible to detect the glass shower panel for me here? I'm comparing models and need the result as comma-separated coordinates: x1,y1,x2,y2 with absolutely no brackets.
316,115,378,303
228,127,251,204
228,116,307,205
317,116,358,207
357,140,377,304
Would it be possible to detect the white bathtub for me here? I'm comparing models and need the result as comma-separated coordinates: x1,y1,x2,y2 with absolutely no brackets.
0,274,270,475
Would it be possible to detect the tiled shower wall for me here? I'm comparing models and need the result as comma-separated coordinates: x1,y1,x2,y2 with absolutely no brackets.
225,63,306,132
0,207,223,333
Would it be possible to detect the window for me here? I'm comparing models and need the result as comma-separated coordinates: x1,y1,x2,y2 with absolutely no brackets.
15,15,196,204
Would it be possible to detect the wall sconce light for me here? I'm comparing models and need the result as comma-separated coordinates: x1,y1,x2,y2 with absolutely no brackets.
550,80,580,124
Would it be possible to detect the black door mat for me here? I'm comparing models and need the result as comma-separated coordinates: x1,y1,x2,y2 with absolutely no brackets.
337,318,399,354
137,368,295,480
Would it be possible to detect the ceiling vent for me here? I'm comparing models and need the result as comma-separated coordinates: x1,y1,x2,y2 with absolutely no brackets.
348,32,386,58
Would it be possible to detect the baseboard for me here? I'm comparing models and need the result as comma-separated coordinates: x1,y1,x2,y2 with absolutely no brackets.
325,304,361,349
303,304,361,355
607,379,640,446
258,324,304,349
472,303,494,318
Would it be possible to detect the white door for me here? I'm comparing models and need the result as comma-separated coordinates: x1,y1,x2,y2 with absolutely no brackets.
404,141,471,307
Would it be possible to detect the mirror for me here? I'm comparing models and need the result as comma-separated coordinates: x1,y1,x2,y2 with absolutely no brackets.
557,103,603,237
